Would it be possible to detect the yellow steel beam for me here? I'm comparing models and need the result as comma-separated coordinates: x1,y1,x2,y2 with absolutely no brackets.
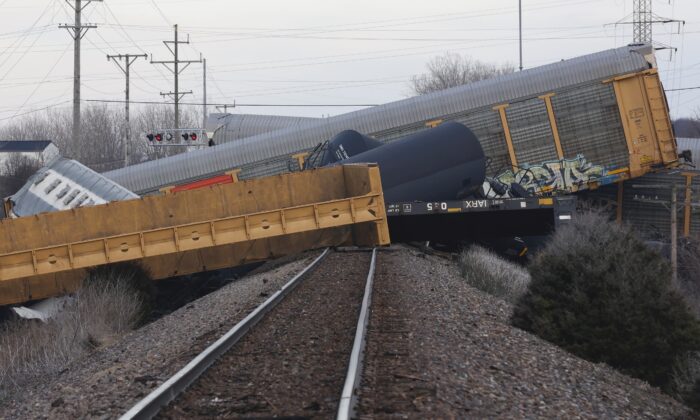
225,168,242,182
642,73,678,165
493,104,517,172
0,195,383,282
539,93,565,160
0,164,390,305
292,152,310,170
425,119,443,128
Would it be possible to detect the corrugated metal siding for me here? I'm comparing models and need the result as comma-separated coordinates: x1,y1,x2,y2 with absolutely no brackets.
105,44,654,195
206,113,318,144
455,110,510,176
552,82,629,169
584,170,700,238
506,98,558,166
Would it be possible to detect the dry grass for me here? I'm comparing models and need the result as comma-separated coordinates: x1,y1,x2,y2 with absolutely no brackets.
0,265,150,401
458,245,531,304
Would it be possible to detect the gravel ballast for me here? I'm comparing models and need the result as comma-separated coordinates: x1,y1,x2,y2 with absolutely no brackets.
1,245,694,418
159,251,371,419
1,251,321,419
357,246,693,418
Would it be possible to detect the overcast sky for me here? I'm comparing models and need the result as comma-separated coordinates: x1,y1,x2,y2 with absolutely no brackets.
0,0,698,127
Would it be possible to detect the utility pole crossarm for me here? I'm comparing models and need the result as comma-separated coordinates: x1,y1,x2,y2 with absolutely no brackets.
151,24,202,130
107,54,148,168
60,0,103,154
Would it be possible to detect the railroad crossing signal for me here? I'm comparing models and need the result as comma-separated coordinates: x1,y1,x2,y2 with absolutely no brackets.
145,129,208,146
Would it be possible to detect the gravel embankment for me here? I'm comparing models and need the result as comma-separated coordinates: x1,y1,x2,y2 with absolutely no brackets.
357,246,693,418
0,251,321,419
159,251,371,419
1,245,694,419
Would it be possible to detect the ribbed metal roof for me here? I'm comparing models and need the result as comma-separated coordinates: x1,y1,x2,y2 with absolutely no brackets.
0,140,54,153
10,157,138,217
205,113,317,144
105,44,655,195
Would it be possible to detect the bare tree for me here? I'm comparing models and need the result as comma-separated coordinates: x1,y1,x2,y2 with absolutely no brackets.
0,154,41,199
410,52,515,95
0,105,203,172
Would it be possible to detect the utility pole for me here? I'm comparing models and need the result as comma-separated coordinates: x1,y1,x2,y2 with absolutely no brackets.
203,58,207,128
107,53,147,167
632,182,694,286
59,0,103,153
670,183,678,285
151,24,202,130
518,0,523,71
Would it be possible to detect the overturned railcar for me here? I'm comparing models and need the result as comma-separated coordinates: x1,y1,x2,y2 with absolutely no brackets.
104,44,676,197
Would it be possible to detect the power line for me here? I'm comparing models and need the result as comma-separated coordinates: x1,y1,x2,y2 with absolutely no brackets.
107,53,148,167
666,86,700,92
150,0,172,26
101,2,171,86
59,0,103,149
10,42,72,120
0,100,72,122
151,24,202,129
84,99,379,107
0,2,57,82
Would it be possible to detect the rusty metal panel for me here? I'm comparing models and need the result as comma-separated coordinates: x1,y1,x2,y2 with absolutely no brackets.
0,164,389,305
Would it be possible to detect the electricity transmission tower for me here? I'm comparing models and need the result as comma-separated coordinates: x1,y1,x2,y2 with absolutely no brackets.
613,0,684,53
633,0,653,43
151,24,202,130
59,0,103,152
107,53,147,167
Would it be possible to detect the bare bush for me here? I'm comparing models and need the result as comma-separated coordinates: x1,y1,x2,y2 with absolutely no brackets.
411,52,515,95
678,236,700,318
458,245,531,304
0,154,40,198
0,105,203,171
672,351,700,410
0,264,150,400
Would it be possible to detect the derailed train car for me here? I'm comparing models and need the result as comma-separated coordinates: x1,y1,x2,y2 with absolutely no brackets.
103,44,678,197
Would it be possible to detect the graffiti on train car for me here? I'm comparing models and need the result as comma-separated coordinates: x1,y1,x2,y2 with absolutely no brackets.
484,154,618,197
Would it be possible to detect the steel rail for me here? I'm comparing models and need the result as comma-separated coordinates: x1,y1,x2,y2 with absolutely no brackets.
120,248,331,420
337,247,377,420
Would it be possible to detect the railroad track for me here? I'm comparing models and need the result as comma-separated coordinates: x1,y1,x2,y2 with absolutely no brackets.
120,247,377,420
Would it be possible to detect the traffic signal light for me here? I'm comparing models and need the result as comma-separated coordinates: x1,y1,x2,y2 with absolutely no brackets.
155,133,163,142
165,132,173,141
146,133,154,142
181,132,199,141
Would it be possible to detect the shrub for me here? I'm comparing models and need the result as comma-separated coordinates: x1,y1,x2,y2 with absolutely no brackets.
678,237,700,318
458,245,530,303
672,351,700,410
511,211,700,392
0,154,40,199
0,263,151,399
